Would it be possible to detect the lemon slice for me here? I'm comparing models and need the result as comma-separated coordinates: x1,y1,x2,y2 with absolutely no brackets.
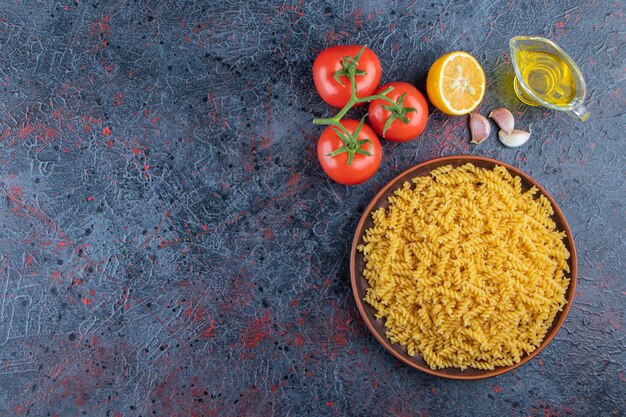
426,51,486,116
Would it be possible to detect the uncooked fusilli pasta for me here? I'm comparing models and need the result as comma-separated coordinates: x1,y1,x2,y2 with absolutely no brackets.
357,163,570,370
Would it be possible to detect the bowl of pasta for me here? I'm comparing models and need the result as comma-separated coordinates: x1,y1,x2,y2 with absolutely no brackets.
350,155,577,379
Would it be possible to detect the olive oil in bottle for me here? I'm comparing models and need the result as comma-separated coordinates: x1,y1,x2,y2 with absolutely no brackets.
514,49,576,106
509,36,590,121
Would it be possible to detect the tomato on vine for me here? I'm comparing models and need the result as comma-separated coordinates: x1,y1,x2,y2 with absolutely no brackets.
313,46,429,185
313,45,382,108
368,82,429,142
317,119,382,185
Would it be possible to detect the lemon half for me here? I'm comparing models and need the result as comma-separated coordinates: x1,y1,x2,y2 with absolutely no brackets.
426,51,486,116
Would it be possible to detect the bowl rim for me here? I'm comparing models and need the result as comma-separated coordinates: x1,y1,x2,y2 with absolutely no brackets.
350,155,578,380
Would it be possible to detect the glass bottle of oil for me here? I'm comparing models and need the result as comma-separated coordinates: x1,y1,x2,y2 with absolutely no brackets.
510,36,589,121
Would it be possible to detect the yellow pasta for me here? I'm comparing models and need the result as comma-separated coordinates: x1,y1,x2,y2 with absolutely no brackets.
358,163,570,371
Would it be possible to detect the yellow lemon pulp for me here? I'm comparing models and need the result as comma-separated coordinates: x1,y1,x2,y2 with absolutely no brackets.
426,51,486,115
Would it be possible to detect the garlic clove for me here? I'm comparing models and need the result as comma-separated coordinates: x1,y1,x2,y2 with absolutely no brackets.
489,108,515,135
469,112,491,144
498,125,532,148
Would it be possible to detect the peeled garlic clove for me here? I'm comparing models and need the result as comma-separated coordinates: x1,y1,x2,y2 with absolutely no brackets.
498,125,532,148
489,108,515,135
469,113,491,144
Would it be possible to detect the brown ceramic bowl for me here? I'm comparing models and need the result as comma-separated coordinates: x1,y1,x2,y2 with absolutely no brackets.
350,155,577,380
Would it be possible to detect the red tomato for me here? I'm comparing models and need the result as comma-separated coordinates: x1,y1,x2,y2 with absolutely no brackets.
317,119,382,185
313,45,382,108
368,82,429,142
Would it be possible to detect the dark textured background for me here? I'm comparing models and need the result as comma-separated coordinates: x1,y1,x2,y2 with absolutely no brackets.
0,0,624,416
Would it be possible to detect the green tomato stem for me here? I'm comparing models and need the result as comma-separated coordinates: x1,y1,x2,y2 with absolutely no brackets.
312,87,404,133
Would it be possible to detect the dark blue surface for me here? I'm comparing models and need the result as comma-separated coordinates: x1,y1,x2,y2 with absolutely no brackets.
0,1,624,416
